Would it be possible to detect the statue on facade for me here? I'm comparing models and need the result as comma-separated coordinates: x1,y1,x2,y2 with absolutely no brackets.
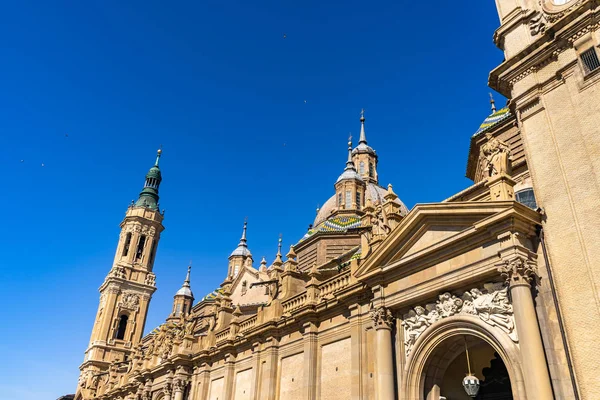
481,133,511,177
372,203,391,238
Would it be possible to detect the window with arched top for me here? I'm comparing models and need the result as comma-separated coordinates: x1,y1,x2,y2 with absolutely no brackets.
122,233,132,257
369,163,374,178
136,235,146,261
516,188,538,210
359,161,365,174
115,314,128,340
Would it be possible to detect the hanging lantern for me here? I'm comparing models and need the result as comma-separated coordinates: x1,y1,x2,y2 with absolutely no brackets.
462,337,480,398
462,374,480,397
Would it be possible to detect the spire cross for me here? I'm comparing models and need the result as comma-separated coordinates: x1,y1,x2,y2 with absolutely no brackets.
360,108,365,119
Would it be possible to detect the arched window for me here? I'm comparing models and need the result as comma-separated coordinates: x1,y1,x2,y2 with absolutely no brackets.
115,315,128,340
148,240,157,266
516,188,537,210
338,192,342,207
175,304,181,317
122,233,132,257
369,163,374,178
135,235,146,261
359,161,365,175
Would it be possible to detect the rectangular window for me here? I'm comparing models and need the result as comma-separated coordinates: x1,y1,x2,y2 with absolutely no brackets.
345,190,352,208
338,192,342,207
581,47,600,74
175,304,181,317
356,191,361,207
369,163,374,178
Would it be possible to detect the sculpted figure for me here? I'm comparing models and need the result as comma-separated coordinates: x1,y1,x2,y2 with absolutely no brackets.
373,204,391,237
481,132,511,177
436,292,463,317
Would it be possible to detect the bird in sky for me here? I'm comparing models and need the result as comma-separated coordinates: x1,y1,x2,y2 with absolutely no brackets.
283,33,287,39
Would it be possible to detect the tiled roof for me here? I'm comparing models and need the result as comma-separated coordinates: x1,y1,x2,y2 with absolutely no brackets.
473,107,511,136
300,214,363,242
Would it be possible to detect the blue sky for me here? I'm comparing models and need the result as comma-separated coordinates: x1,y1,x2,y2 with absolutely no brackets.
0,1,504,398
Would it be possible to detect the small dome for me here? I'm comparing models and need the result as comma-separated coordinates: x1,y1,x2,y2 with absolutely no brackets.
336,169,363,183
314,182,409,226
230,246,252,257
175,286,193,297
352,142,376,156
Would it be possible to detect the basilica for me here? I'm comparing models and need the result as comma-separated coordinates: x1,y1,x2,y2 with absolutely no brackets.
75,1,600,399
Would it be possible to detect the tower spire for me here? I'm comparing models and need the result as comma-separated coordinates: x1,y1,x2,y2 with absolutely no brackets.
135,148,163,210
345,136,356,171
175,262,193,298
359,109,367,145
489,93,497,113
240,218,248,245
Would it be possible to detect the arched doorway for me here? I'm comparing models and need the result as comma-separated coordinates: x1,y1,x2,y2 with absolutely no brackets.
403,315,526,400
422,335,512,400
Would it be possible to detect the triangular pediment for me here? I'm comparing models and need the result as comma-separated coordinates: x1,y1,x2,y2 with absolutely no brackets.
354,201,540,279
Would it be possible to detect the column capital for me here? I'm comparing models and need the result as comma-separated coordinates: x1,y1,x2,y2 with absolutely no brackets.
173,378,186,393
498,256,537,287
370,305,394,330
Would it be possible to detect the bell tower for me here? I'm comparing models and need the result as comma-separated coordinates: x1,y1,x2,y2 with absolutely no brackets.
76,149,165,399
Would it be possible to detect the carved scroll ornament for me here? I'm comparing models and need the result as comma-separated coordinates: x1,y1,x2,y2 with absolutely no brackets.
402,283,516,358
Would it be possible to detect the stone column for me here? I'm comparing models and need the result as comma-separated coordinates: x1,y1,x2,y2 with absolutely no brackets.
223,353,236,400
349,304,363,400
370,306,395,400
162,382,173,400
498,256,554,399
173,378,185,400
303,321,318,400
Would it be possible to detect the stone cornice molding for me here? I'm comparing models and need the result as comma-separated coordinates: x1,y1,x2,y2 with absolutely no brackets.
353,201,541,282
490,2,599,95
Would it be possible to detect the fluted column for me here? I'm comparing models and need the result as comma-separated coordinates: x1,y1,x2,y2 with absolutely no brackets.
371,306,395,400
498,256,554,399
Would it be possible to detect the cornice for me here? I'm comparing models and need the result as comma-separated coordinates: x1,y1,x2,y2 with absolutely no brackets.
490,2,599,96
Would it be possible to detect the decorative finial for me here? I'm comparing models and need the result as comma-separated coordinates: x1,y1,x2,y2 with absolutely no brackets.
359,109,367,144
346,136,354,167
273,234,283,266
489,93,497,113
155,145,162,166
184,263,192,286
240,218,248,244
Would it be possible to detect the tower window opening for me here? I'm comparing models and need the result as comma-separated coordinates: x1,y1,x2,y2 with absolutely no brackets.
175,303,181,317
234,264,240,277
359,161,365,175
242,280,248,295
369,163,374,178
115,314,128,340
345,190,352,209
136,235,146,261
356,191,361,207
148,240,157,266
581,47,600,74
122,233,132,257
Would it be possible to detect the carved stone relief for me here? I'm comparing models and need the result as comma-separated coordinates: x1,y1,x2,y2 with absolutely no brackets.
120,292,140,311
402,283,516,358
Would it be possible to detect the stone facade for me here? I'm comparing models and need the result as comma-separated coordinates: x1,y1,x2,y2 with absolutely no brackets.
74,1,600,399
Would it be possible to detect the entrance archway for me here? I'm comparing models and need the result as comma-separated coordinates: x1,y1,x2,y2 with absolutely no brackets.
403,315,527,400
422,335,512,399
